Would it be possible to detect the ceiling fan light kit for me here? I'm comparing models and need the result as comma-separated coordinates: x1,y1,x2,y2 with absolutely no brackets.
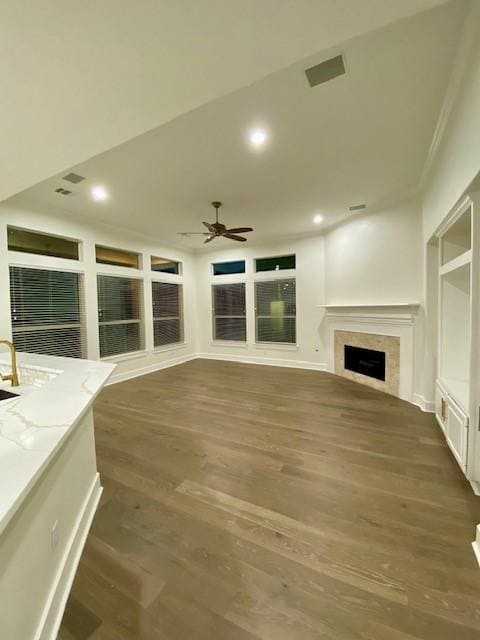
178,201,253,243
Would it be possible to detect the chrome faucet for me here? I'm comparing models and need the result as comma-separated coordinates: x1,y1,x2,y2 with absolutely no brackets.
0,340,20,387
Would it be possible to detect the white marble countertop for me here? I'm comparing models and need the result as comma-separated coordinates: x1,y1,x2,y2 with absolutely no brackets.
0,352,115,534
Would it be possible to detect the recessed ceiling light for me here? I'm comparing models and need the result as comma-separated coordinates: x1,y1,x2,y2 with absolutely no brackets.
249,128,268,148
91,185,109,202
313,213,324,224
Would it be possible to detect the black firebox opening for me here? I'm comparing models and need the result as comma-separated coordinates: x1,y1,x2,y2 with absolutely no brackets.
344,345,386,381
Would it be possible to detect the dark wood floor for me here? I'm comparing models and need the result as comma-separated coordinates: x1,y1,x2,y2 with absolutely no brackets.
59,359,480,640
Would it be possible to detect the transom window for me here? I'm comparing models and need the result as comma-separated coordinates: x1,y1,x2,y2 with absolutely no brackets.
212,260,246,276
151,256,182,275
8,227,80,260
95,245,140,269
255,254,295,272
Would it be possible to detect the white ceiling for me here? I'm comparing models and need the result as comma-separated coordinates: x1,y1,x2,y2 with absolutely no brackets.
1,0,451,203
10,1,466,250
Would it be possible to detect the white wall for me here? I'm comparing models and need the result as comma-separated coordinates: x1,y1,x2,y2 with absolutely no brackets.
195,236,327,369
324,197,423,305
0,196,428,401
419,0,480,407
422,0,480,240
0,199,197,382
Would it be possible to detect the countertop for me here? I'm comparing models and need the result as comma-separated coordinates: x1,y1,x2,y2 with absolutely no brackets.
0,352,115,534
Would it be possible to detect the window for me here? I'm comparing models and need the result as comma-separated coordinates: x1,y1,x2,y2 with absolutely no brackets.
255,254,295,272
212,283,246,341
9,266,86,358
95,245,140,269
255,278,296,344
97,275,143,357
152,282,184,347
151,256,181,275
212,260,246,276
7,227,79,260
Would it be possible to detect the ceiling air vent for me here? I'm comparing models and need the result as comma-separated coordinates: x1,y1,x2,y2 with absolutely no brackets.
62,172,85,184
54,187,73,196
349,203,366,212
305,54,345,88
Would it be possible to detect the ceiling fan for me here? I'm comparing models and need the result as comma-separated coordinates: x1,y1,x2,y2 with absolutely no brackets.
178,201,253,243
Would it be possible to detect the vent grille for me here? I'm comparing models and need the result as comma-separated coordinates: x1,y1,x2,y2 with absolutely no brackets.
62,172,85,184
305,54,345,88
54,187,73,196
349,204,366,212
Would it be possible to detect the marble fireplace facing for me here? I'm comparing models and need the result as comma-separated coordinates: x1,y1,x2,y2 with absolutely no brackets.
334,330,400,397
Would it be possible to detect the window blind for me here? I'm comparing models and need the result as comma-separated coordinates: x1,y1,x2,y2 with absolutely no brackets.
9,266,86,358
212,283,246,341
152,281,184,347
97,275,144,357
255,278,296,344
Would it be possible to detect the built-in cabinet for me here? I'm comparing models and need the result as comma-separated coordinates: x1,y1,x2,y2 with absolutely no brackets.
436,194,480,490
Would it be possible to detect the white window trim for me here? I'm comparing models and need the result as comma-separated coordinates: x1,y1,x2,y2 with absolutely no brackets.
210,340,248,348
153,342,187,354
254,268,296,281
254,342,299,351
101,349,147,363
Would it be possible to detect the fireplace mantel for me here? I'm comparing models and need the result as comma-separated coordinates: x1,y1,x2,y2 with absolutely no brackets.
320,303,420,325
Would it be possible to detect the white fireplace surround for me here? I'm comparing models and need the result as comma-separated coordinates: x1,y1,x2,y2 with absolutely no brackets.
322,304,420,405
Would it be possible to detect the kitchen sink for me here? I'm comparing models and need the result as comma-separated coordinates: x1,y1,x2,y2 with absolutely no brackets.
0,389,19,401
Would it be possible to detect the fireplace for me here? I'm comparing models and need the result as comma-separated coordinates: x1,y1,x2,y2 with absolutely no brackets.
344,345,386,381
323,305,419,404
333,330,400,397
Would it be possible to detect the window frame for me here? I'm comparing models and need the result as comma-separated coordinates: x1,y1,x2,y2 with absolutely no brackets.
254,276,297,346
211,260,246,277
95,244,141,269
211,281,247,343
9,263,87,359
254,254,296,273
7,226,81,261
151,256,182,275
97,273,145,359
151,280,184,349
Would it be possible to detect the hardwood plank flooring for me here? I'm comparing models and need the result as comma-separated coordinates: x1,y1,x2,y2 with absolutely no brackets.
59,359,480,639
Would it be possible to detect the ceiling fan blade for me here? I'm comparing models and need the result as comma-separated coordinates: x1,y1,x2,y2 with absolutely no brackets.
223,233,247,242
204,234,216,244
177,232,211,235
203,221,216,233
224,227,253,234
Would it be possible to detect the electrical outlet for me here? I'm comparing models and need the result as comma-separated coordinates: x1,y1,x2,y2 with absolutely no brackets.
51,520,59,551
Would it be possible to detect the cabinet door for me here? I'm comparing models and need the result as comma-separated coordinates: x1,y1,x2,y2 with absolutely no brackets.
435,382,447,433
446,399,468,471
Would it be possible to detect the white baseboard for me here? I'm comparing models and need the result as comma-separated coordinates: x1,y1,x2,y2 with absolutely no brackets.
413,393,435,413
196,351,328,372
35,474,103,640
107,352,197,385
473,525,480,568
469,480,480,497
